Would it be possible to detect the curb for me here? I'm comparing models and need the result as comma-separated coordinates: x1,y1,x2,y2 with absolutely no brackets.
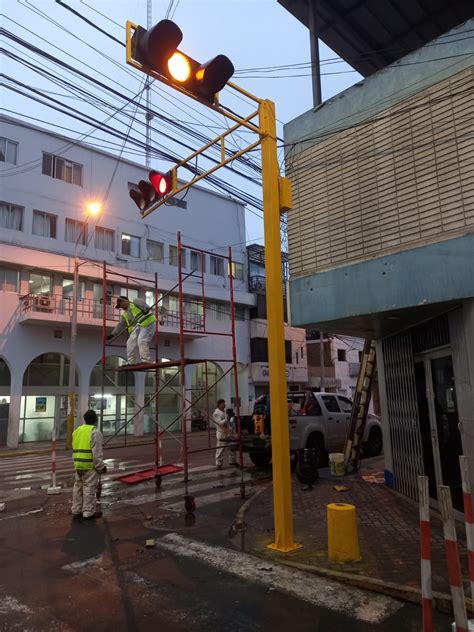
236,478,471,617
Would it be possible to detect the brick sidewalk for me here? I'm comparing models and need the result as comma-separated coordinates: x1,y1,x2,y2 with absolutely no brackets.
244,458,470,601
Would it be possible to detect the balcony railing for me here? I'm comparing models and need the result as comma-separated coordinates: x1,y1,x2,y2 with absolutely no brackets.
249,275,287,296
20,294,204,330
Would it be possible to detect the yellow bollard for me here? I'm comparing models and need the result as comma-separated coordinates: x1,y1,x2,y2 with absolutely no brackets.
327,503,361,563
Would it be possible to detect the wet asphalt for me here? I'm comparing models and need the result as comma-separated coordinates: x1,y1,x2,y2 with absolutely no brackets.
0,441,454,631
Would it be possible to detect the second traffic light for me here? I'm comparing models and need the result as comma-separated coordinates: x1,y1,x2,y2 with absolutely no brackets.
129,170,174,213
130,19,234,104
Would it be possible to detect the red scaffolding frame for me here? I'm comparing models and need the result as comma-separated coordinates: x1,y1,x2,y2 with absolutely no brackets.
100,231,245,512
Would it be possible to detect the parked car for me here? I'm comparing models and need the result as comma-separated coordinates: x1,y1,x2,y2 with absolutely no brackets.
241,391,383,468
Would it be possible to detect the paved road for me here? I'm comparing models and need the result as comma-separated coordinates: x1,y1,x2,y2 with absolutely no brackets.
0,443,453,631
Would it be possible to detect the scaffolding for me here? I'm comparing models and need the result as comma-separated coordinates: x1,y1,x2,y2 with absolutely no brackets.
100,231,245,512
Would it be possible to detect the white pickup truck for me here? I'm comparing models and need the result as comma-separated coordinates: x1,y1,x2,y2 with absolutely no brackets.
288,392,383,467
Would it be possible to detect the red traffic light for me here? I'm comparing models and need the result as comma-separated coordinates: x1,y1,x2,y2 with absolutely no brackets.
129,171,174,213
150,171,172,197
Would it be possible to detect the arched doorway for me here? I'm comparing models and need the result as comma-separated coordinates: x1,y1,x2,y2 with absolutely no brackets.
230,362,248,414
0,358,11,446
145,362,181,433
21,353,78,442
89,356,135,436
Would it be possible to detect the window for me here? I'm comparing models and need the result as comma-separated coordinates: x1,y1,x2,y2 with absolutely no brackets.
301,347,304,359
210,255,225,277
0,202,23,231
120,288,139,302
95,226,115,251
33,210,57,239
146,239,164,262
296,351,299,364
321,395,340,413
42,152,82,186
121,233,140,257
169,245,186,267
190,250,205,272
65,218,87,245
169,245,178,267
250,338,291,364
338,396,353,413
62,279,84,301
0,138,18,165
29,273,52,295
215,302,229,321
337,349,347,362
0,267,20,292
235,305,246,321
228,261,244,280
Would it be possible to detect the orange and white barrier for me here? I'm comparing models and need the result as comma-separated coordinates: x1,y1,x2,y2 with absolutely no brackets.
460,456,474,604
418,476,433,632
439,484,468,632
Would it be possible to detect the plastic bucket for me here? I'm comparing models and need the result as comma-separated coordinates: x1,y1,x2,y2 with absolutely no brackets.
329,453,345,476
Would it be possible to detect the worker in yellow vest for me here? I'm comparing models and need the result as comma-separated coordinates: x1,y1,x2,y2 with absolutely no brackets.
107,296,156,365
71,410,107,520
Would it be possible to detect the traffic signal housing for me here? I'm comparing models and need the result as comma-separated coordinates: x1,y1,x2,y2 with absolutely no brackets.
129,170,175,213
128,19,234,104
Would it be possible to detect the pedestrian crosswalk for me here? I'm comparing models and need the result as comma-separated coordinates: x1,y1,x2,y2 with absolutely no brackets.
0,453,253,513
0,454,154,492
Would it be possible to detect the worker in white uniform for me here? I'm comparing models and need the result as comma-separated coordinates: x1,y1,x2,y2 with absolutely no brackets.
107,296,156,365
213,399,236,469
71,410,107,520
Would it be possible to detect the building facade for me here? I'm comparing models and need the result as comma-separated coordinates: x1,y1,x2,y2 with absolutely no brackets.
282,15,474,509
247,244,308,398
0,116,254,447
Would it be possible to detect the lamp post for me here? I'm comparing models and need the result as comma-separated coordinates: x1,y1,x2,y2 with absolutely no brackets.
65,202,102,449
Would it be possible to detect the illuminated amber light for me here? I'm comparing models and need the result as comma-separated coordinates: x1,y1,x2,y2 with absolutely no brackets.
168,52,191,82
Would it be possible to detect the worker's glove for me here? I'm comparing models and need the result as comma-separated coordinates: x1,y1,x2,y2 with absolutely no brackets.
106,334,114,341
101,465,107,474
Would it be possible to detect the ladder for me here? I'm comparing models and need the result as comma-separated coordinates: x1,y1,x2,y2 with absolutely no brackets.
344,339,377,473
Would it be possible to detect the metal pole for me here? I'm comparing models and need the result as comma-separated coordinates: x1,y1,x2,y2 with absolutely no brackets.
66,256,79,449
319,331,325,392
100,261,107,434
259,99,300,552
145,0,153,168
229,246,245,497
177,233,188,489
154,272,161,467
308,0,322,108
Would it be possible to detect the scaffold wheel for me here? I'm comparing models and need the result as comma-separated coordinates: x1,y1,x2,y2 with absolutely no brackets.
155,475,162,488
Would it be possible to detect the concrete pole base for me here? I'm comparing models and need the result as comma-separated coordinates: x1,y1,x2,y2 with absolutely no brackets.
47,486,62,495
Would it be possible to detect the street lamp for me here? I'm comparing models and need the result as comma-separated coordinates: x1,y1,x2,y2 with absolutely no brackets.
65,202,102,449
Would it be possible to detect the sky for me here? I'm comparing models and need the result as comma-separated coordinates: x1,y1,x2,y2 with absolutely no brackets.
2,0,362,242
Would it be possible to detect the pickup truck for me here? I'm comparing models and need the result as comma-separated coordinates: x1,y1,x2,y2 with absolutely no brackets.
241,391,383,468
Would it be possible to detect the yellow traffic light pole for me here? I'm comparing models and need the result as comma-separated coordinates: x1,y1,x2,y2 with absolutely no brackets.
126,21,301,552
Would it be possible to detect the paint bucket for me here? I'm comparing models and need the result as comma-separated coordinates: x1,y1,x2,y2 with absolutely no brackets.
329,453,345,477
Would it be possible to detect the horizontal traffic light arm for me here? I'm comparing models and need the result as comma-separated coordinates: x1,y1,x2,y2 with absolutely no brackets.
141,137,261,218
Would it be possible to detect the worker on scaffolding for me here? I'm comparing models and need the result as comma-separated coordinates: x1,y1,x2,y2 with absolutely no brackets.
71,409,107,520
213,399,237,469
107,296,156,365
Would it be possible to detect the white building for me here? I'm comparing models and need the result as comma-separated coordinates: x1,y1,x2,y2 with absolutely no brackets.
0,116,255,447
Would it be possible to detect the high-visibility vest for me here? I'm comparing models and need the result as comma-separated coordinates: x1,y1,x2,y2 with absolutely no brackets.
72,424,94,470
122,302,155,334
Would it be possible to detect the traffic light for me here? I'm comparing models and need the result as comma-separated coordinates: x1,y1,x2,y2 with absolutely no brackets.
129,170,174,212
129,20,234,104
